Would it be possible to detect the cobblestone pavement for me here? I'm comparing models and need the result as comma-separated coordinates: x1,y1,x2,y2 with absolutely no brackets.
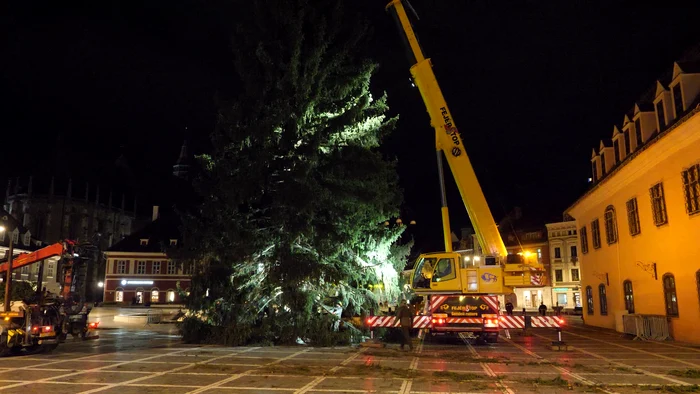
0,319,697,393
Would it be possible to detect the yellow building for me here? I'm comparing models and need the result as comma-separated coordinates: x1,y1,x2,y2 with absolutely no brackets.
566,55,700,344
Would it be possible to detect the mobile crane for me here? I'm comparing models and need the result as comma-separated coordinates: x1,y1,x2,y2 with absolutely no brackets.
0,240,98,354
378,0,548,342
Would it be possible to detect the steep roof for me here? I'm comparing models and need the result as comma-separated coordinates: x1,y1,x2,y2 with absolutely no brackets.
107,212,182,253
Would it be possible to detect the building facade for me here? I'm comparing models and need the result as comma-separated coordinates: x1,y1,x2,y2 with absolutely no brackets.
3,177,140,296
545,221,582,312
567,52,700,344
0,210,61,291
501,227,551,311
103,208,191,304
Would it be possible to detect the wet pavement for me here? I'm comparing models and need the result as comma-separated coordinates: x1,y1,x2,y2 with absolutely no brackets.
0,318,697,393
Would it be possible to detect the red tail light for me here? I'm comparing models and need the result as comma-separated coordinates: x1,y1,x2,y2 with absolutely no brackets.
431,318,445,325
557,318,565,325
42,326,52,333
31,326,39,332
88,322,100,329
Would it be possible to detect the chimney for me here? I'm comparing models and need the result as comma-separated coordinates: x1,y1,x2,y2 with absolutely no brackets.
152,206,159,222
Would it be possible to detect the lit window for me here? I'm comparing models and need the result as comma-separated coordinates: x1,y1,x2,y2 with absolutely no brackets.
663,274,679,317
153,261,161,274
169,239,178,246
136,261,146,275
167,261,177,275
650,182,668,226
623,280,634,313
580,227,589,254
167,290,176,303
682,164,700,215
586,286,594,315
598,284,608,316
571,269,580,282
626,198,641,236
591,219,601,249
140,239,149,246
115,288,124,303
136,289,144,304
604,206,618,244
151,289,159,303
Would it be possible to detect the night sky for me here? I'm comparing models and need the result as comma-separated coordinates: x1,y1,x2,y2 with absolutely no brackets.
2,0,700,251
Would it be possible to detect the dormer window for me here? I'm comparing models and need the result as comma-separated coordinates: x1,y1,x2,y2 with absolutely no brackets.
140,239,149,246
672,83,683,118
634,118,643,147
23,232,31,246
591,161,598,182
169,239,178,246
655,100,666,131
623,129,631,156
613,139,620,163
600,153,607,175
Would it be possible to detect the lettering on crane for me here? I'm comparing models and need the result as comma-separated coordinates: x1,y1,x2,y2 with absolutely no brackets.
441,106,461,157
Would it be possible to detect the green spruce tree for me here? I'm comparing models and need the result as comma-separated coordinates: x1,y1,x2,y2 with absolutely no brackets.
177,0,411,345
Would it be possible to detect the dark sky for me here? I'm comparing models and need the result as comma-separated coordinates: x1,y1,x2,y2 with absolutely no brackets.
2,0,700,251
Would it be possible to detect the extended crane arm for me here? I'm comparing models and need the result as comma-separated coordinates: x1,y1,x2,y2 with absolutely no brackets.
0,243,66,274
386,0,507,258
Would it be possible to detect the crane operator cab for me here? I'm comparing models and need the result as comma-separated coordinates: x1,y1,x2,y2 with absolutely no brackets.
410,251,509,295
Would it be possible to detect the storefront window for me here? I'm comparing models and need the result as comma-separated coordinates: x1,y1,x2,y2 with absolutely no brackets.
115,288,124,302
151,289,159,303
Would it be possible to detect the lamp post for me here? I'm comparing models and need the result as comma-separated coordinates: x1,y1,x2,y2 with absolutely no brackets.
0,224,13,312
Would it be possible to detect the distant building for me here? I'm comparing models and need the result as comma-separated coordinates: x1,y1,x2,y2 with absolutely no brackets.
500,226,550,311
566,46,700,344
3,177,139,296
467,208,551,311
545,221,582,312
103,207,192,305
0,209,58,290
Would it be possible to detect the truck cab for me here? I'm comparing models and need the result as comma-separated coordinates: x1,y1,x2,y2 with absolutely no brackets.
408,250,545,294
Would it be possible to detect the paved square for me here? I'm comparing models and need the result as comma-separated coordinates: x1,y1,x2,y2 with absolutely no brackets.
0,320,696,393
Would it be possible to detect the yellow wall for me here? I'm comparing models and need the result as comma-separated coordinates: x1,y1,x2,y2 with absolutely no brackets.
569,111,700,344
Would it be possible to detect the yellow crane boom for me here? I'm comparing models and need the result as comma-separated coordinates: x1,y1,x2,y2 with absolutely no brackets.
387,0,545,295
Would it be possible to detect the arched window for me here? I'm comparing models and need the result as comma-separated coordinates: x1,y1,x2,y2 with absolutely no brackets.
586,286,594,315
623,280,635,313
167,289,176,303
115,287,124,303
604,205,618,244
135,287,145,304
663,274,679,317
598,284,608,316
151,288,160,303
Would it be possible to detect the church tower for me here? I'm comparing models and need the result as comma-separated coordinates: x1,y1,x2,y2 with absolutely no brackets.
172,140,191,180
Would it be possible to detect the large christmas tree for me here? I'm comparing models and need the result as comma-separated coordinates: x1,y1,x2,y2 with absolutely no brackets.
177,0,411,345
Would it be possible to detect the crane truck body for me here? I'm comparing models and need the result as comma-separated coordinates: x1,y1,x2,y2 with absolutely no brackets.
0,240,98,354
371,0,552,341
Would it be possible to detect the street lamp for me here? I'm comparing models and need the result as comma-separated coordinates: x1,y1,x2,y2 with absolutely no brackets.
0,223,14,312
97,282,104,288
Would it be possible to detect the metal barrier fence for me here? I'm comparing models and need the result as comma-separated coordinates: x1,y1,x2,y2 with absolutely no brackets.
622,314,670,341
146,310,163,326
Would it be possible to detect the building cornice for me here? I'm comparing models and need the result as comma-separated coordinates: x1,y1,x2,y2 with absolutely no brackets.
104,251,168,258
567,108,700,217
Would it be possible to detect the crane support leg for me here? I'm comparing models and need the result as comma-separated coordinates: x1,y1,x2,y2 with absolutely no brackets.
436,150,452,252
